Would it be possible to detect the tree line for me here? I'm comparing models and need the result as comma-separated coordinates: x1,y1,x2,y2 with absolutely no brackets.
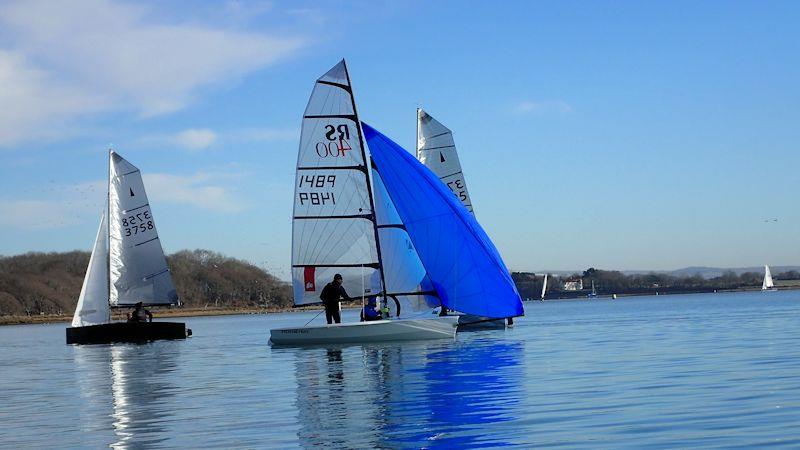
0,250,292,316
513,267,799,299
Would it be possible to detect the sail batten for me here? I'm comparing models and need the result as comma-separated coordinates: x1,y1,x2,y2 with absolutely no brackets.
365,123,523,319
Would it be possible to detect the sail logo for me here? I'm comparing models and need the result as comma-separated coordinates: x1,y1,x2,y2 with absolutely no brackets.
304,266,316,291
316,124,353,158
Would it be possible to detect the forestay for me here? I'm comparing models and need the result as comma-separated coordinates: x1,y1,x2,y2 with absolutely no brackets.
72,213,110,327
416,109,474,214
108,151,178,307
364,123,523,319
292,60,383,306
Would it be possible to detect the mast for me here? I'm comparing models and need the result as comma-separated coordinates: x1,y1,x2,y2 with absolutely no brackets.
107,148,112,310
342,60,388,307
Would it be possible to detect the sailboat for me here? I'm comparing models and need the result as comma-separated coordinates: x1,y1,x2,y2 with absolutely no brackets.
587,280,598,298
269,60,459,345
416,109,512,328
762,265,778,291
540,274,548,301
66,151,189,345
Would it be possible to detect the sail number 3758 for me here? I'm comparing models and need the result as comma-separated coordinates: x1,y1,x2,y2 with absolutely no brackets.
122,210,154,237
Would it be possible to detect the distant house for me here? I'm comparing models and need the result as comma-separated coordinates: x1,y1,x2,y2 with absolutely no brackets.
563,278,583,291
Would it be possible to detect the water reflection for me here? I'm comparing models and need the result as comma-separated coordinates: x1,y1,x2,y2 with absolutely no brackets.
292,339,525,448
73,343,179,449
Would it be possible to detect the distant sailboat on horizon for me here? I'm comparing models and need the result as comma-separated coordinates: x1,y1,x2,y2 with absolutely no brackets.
762,265,777,291
540,274,548,301
588,280,598,298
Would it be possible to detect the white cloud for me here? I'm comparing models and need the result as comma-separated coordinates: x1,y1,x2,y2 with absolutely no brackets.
172,129,218,150
144,172,248,213
515,100,573,115
0,200,85,229
0,0,305,147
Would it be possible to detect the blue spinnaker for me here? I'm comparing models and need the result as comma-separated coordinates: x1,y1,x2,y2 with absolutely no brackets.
363,123,524,318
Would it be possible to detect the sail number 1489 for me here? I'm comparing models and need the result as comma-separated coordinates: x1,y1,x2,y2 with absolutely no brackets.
298,174,337,205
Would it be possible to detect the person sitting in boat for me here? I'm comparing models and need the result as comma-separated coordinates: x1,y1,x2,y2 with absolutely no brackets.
320,274,349,324
360,297,381,322
127,302,153,323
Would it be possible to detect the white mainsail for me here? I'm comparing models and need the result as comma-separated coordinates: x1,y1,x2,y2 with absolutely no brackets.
71,213,110,327
763,265,775,290
540,274,548,300
416,108,474,214
108,151,178,306
292,60,383,305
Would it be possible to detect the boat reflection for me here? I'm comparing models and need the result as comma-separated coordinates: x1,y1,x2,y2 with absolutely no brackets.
293,339,525,448
73,343,179,449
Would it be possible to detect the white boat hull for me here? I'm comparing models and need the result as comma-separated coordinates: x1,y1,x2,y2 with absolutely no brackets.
269,316,459,346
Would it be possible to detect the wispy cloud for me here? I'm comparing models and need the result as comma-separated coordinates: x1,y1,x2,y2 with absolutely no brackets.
515,100,573,115
0,0,306,147
0,180,105,229
144,172,248,213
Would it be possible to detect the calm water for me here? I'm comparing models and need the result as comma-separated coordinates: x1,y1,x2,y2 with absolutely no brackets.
2,291,800,448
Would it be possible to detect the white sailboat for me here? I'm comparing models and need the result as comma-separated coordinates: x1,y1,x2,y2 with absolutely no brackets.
587,280,598,298
66,151,189,345
269,60,458,346
540,274,548,301
762,265,777,291
416,108,474,214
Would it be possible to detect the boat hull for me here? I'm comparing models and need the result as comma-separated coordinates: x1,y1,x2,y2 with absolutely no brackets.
269,316,459,346
66,322,190,345
454,313,507,331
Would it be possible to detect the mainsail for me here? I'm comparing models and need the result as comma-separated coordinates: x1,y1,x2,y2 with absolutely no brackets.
292,60,383,306
540,274,548,300
763,265,775,290
72,213,110,327
416,109,474,214
108,151,178,307
364,123,524,319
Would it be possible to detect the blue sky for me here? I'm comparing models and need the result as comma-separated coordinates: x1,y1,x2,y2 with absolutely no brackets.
1,0,798,279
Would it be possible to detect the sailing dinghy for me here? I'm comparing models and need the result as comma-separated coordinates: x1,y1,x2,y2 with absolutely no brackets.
540,274,548,301
762,265,777,291
363,122,524,324
66,151,189,345
269,60,458,346
416,109,512,329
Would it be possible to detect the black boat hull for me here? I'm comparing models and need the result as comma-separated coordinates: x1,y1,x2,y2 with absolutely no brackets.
66,322,189,345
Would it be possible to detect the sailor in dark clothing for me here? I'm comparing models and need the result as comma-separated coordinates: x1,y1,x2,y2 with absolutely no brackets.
127,302,153,323
360,297,381,322
320,274,349,324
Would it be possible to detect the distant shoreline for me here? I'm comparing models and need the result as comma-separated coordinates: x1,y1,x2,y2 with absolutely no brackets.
0,303,369,326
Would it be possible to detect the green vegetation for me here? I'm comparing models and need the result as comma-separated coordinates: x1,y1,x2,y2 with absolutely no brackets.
0,250,291,316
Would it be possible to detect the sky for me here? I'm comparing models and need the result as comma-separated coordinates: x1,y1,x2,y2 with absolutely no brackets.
0,0,798,279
